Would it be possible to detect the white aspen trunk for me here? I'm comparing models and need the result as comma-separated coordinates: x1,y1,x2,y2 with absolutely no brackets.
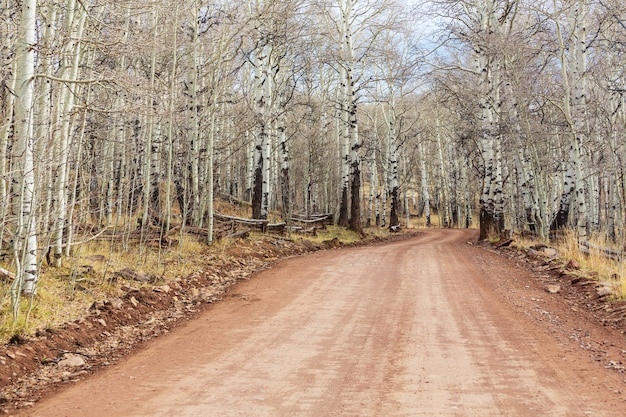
435,115,450,227
12,0,39,296
502,73,544,236
588,164,599,232
142,6,159,231
381,136,389,227
571,0,589,241
251,42,272,220
464,0,506,240
164,8,179,232
460,161,471,228
187,1,201,226
418,140,431,226
403,155,411,228
34,5,56,237
66,64,92,258
337,63,350,227
343,0,362,234
384,103,400,229
113,116,125,227
246,132,254,201
551,0,588,241
52,0,87,266
530,142,551,240
0,0,17,225
0,60,16,225
207,110,216,245
367,149,377,227
607,173,618,240
278,110,290,221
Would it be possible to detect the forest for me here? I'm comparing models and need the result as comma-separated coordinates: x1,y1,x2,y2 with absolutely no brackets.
0,0,625,303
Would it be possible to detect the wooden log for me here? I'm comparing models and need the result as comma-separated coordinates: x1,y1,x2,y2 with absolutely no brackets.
227,230,250,239
267,223,286,235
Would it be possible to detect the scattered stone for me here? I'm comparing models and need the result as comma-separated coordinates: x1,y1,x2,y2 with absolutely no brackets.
115,268,151,283
597,287,613,298
566,259,580,270
129,296,139,307
114,268,135,281
135,271,151,283
97,319,107,327
571,277,595,286
6,352,15,360
543,247,558,257
546,285,561,294
57,355,86,369
109,298,124,309
154,285,171,294
527,248,539,257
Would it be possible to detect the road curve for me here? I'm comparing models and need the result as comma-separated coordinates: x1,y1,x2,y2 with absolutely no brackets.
20,229,626,416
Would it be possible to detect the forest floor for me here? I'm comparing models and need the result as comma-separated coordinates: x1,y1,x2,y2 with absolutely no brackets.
2,228,626,415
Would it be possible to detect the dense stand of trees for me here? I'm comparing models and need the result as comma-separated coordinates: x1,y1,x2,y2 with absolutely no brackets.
1,0,625,297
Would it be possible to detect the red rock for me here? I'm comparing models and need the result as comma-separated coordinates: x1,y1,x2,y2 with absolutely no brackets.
566,259,580,270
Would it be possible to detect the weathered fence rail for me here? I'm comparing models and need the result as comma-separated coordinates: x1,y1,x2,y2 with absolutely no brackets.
579,241,624,261
82,212,335,246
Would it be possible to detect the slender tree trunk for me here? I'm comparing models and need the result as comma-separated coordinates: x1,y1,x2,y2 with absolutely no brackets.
435,115,450,228
418,140,431,226
12,0,39,296
387,111,400,230
251,43,272,220
278,113,290,221
142,6,160,231
550,0,588,242
337,64,350,227
367,149,377,227
52,0,87,266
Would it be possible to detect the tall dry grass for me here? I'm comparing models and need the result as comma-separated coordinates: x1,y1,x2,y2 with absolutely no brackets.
516,230,626,300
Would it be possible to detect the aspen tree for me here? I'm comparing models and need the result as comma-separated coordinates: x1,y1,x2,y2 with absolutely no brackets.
437,0,512,238
51,0,88,266
141,5,161,231
0,0,16,225
549,0,589,241
320,0,395,233
251,41,272,220
384,98,401,230
418,139,431,226
434,114,450,227
12,0,39,296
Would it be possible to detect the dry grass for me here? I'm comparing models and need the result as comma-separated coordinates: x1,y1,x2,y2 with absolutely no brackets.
0,232,211,343
304,225,364,245
1,213,393,343
514,230,626,300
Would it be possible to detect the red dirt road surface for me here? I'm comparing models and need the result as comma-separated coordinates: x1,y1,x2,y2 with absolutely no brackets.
19,229,626,416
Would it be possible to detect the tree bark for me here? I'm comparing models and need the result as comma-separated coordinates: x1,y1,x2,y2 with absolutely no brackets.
12,0,39,296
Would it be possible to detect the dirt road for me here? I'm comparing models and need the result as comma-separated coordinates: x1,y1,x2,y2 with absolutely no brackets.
19,229,626,416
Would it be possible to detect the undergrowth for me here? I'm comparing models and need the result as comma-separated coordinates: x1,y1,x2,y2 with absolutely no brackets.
0,232,210,343
0,218,403,345
513,230,626,301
